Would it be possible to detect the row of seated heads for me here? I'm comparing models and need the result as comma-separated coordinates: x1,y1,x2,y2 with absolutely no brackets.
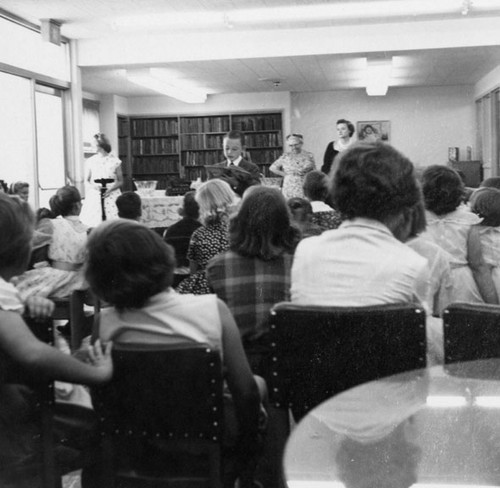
4,141,498,308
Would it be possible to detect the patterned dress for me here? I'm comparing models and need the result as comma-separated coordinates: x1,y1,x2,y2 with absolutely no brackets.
270,150,316,199
310,201,343,232
478,225,500,297
176,220,230,295
13,216,88,300
80,152,122,227
419,207,484,304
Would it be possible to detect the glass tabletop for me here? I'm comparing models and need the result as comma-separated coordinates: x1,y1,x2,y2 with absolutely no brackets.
284,359,500,488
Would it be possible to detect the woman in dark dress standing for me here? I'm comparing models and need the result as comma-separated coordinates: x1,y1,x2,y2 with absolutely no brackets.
321,119,355,175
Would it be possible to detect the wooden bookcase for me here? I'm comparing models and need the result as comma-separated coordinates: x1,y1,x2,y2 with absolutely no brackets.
117,115,132,190
118,111,283,190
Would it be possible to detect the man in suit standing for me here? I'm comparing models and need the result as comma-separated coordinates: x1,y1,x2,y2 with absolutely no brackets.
212,130,261,196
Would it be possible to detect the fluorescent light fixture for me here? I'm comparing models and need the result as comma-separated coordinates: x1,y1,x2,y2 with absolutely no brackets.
474,396,500,408
426,395,467,407
365,58,392,96
126,69,207,104
112,0,483,31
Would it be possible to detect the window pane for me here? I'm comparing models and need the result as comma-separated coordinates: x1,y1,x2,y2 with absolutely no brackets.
0,17,69,81
35,89,66,207
0,71,35,203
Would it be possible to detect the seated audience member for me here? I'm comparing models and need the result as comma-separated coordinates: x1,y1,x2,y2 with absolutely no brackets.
291,141,442,363
420,165,498,305
206,186,299,488
470,187,500,298
116,191,142,220
287,197,323,239
208,186,300,361
303,170,342,231
406,202,453,317
164,191,202,286
177,179,237,295
9,181,29,202
13,186,89,300
0,192,112,487
86,219,265,488
480,177,500,189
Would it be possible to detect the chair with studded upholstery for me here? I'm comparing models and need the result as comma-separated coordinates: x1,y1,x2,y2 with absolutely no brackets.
267,302,427,421
92,334,224,488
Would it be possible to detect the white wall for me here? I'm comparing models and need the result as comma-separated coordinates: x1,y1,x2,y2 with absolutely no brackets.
291,85,475,170
99,94,129,154
97,86,475,172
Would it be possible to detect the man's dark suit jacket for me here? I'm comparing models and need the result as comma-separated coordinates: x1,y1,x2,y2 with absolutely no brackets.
212,158,261,196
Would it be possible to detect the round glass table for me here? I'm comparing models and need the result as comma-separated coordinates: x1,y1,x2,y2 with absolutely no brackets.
284,360,500,488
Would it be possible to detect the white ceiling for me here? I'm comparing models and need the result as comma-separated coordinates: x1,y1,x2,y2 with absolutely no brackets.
2,0,500,97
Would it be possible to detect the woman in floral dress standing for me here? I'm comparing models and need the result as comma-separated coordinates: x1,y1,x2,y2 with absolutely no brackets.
270,134,316,199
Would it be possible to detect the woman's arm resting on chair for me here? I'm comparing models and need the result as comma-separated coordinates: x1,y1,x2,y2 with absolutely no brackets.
0,310,113,385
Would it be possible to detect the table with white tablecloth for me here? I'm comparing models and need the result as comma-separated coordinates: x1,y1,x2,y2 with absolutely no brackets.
139,191,183,229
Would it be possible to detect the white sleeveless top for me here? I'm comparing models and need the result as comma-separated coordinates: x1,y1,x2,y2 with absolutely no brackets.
99,289,223,352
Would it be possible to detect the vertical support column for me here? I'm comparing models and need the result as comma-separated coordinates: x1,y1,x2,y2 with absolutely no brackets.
68,40,84,195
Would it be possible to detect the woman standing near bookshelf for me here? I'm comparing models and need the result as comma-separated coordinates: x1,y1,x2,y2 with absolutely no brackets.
80,133,123,227
270,134,316,199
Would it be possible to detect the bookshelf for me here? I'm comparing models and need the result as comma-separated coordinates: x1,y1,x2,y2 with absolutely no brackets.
130,117,180,190
117,115,132,190
119,111,283,188
231,113,283,177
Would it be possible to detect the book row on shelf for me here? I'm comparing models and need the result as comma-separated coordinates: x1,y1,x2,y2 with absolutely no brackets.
118,139,128,156
181,116,230,134
132,138,179,155
232,115,282,132
245,132,282,147
131,118,179,137
180,134,224,150
118,118,129,137
182,151,224,166
133,157,180,174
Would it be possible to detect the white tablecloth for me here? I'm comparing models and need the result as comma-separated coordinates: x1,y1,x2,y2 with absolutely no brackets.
139,192,183,228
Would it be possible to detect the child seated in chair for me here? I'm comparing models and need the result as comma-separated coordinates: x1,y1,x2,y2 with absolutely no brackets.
85,219,266,488
0,192,112,488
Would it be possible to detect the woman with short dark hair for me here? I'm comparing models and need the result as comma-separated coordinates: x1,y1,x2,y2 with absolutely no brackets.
321,118,355,175
292,141,444,363
421,165,497,304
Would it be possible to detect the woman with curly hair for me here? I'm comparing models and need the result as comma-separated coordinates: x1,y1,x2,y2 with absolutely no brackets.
470,187,500,298
291,141,444,364
176,178,237,295
292,141,427,305
420,165,497,304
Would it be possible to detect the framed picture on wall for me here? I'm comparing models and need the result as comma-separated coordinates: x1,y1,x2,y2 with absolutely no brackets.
356,120,391,143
